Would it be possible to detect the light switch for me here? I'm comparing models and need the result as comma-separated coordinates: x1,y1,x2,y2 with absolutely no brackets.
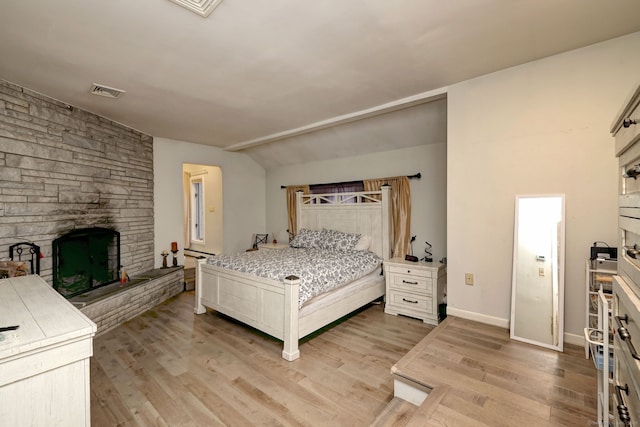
539,267,545,276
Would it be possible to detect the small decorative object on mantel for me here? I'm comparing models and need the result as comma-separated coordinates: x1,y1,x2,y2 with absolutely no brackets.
161,250,169,268
171,241,179,267
119,265,129,287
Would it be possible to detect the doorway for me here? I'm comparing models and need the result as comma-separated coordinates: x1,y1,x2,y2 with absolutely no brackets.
182,164,223,271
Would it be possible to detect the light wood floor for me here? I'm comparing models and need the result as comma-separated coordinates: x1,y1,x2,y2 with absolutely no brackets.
388,316,598,426
90,291,432,426
90,291,598,426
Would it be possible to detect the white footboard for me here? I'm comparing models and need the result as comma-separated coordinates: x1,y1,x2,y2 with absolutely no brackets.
195,258,301,361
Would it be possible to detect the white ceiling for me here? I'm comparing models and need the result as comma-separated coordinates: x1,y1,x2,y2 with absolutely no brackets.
1,0,640,167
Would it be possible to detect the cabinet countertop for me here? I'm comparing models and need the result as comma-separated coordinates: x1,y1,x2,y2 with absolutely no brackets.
0,275,96,362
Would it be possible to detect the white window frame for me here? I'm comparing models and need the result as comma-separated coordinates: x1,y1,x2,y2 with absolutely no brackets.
190,177,205,243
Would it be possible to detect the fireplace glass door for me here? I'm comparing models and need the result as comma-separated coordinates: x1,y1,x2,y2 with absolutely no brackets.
53,228,120,298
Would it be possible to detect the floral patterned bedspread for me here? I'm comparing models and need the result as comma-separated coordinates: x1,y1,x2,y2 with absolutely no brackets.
206,248,382,308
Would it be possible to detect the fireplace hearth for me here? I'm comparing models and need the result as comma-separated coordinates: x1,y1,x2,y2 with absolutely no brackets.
52,227,121,298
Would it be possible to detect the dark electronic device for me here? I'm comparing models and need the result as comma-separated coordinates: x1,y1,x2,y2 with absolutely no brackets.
406,235,419,261
590,241,617,260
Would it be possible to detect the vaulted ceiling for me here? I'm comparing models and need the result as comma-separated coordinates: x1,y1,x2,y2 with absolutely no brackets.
1,1,640,167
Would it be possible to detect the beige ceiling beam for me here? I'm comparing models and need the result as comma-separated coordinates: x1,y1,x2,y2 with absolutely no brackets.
224,87,448,152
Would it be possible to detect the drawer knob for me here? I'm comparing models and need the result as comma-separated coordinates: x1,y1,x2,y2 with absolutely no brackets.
615,384,631,425
625,245,640,259
615,314,640,361
623,165,640,180
623,118,637,128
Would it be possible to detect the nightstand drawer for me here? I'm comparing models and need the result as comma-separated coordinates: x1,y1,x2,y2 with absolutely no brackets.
386,264,431,279
388,273,433,294
387,290,433,315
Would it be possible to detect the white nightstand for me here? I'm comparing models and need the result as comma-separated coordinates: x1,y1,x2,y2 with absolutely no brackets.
258,243,290,250
384,257,446,325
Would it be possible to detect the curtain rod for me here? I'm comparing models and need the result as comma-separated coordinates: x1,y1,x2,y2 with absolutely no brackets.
280,173,421,189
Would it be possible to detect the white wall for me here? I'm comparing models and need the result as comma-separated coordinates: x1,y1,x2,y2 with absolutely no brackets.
265,144,447,262
154,138,266,267
447,32,640,340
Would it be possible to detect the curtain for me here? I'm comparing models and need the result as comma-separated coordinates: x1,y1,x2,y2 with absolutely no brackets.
183,171,191,249
286,185,310,238
364,176,411,258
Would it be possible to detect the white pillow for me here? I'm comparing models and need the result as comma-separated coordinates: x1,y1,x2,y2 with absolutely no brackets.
354,235,371,251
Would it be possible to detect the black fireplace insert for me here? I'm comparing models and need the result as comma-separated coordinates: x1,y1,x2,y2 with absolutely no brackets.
52,227,121,298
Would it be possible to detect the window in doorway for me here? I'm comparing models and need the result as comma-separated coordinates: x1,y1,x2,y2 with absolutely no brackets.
191,178,204,243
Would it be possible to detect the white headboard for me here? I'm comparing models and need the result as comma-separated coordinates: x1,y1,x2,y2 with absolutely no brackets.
296,186,391,260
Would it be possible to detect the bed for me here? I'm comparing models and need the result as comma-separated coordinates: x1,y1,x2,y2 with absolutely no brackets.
195,186,391,361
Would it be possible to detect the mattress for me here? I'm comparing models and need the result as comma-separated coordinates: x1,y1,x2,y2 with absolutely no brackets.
206,247,382,307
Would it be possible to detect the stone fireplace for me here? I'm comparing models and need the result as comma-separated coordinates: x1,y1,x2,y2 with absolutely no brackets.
0,78,183,334
52,227,121,298
0,79,155,283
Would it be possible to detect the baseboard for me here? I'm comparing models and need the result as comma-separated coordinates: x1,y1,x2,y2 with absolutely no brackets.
446,307,509,328
563,331,583,347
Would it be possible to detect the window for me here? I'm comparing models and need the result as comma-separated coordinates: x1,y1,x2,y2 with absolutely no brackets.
309,180,364,203
190,178,204,242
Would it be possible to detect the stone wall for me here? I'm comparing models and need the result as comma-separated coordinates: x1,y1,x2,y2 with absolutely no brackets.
0,79,155,285
80,268,184,335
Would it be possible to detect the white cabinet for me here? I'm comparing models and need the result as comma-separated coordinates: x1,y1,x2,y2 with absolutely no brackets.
612,81,640,426
0,275,96,426
384,257,446,325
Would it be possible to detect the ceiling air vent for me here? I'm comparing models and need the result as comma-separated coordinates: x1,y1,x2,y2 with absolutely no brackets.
90,83,126,99
167,0,223,17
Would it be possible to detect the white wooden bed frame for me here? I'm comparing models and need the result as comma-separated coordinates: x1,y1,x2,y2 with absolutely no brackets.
195,186,391,361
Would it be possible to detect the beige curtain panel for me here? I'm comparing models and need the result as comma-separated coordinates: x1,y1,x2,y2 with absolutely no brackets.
364,176,411,258
286,185,310,237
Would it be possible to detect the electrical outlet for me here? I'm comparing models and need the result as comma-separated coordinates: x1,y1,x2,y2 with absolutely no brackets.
465,273,474,286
